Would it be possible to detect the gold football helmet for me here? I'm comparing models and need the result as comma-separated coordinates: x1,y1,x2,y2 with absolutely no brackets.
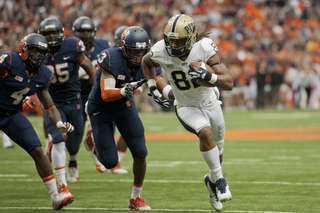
163,14,197,57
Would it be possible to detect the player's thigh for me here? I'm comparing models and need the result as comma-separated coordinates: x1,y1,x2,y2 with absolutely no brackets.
2,113,41,152
90,112,118,162
175,105,210,135
206,104,225,155
116,107,146,158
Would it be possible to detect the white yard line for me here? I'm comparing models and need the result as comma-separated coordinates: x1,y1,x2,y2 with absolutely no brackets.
0,174,28,177
0,178,319,186
0,207,304,213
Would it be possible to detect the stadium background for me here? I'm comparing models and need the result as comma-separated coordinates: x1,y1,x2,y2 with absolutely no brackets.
1,0,320,113
1,1,320,212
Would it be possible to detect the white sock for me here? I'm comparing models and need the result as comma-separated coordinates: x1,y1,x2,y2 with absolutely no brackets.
118,150,126,162
68,153,78,161
131,184,142,199
45,134,52,152
2,132,13,147
52,142,67,185
201,146,223,182
43,175,58,199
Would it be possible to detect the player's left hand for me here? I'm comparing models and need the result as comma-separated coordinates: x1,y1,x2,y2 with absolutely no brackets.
56,121,74,140
149,86,170,108
22,97,36,113
189,64,212,82
130,78,146,90
213,87,222,105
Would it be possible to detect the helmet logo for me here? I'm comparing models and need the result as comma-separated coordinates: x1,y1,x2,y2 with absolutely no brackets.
135,42,147,48
183,22,196,34
81,24,92,29
121,29,130,42
44,24,56,29
38,41,48,48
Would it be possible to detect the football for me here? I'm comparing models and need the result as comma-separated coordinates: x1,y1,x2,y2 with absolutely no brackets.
189,62,216,87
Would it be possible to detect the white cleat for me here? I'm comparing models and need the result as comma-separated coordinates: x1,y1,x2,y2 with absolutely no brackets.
52,192,74,210
128,194,151,210
91,150,106,173
67,167,79,183
204,174,223,211
108,162,128,174
215,178,232,203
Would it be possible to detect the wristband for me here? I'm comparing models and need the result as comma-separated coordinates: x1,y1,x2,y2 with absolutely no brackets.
56,121,63,128
208,73,218,84
162,85,172,100
147,79,156,88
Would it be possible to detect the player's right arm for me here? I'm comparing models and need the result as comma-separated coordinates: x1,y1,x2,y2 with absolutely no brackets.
99,66,134,102
37,87,74,139
142,53,171,106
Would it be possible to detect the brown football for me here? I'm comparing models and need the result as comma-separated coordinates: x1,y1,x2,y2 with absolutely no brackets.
189,62,216,87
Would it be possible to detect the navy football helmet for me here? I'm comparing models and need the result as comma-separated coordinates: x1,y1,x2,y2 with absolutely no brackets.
121,26,151,66
114,25,128,47
38,18,64,48
72,16,96,46
19,33,49,69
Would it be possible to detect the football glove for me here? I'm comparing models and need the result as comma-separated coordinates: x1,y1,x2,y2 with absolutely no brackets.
56,121,74,140
149,86,170,108
120,83,134,98
189,63,217,84
130,78,146,90
22,97,36,113
213,87,222,105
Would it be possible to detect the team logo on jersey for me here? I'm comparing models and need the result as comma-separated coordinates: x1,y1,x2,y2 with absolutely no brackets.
117,74,126,80
14,75,23,82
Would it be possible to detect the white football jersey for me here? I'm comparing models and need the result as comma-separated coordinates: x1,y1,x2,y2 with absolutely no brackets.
150,38,218,107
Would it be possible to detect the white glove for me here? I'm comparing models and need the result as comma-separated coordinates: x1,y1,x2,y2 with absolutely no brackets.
213,87,222,105
120,83,134,98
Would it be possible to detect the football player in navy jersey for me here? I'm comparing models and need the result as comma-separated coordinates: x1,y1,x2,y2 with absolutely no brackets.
38,18,95,187
73,17,128,174
86,26,169,210
0,33,74,210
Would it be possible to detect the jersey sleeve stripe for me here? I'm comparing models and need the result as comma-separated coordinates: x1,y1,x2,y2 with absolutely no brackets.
105,50,111,71
0,65,8,78
7,52,12,71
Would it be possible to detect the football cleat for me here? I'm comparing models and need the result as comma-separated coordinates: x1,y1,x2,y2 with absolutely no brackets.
84,123,94,151
204,174,223,211
51,192,74,210
67,167,79,183
45,140,53,163
108,162,128,174
58,183,72,197
128,194,151,210
215,178,232,203
91,150,106,173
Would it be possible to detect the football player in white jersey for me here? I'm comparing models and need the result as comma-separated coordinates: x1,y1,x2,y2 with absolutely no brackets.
142,14,233,211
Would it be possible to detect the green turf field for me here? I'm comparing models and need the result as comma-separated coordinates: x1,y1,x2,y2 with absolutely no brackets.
0,109,319,213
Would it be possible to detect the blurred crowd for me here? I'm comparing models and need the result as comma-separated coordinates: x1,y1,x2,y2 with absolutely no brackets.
1,0,320,111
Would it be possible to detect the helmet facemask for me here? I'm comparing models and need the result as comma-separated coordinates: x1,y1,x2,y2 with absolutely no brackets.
27,46,49,68
42,30,64,48
74,29,95,46
123,43,150,67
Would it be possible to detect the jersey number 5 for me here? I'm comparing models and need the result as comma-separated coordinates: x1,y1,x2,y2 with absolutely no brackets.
46,63,70,84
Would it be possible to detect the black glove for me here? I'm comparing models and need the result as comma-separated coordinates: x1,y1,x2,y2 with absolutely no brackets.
149,86,170,108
